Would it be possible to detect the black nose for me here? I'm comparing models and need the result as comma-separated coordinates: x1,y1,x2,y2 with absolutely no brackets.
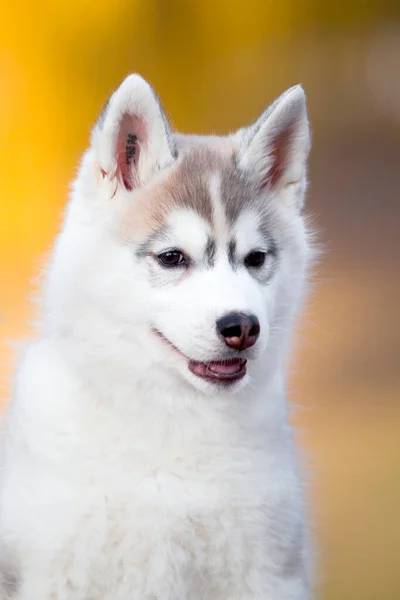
216,312,260,351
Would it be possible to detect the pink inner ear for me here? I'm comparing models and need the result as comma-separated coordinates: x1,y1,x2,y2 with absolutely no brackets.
262,125,294,190
116,114,147,191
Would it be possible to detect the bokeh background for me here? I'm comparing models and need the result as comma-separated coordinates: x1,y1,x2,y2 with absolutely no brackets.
1,1,400,598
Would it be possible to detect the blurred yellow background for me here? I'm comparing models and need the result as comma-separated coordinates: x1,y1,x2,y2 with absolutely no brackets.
1,2,400,598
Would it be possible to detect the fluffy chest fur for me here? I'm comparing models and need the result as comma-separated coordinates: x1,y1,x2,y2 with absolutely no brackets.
3,341,306,600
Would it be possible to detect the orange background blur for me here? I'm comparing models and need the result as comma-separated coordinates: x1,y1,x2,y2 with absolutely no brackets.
1,2,400,599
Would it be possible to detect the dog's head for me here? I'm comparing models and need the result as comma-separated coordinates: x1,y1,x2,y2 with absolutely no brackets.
48,75,312,395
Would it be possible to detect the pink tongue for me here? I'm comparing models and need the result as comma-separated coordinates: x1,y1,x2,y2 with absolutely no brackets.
188,359,247,380
208,361,242,375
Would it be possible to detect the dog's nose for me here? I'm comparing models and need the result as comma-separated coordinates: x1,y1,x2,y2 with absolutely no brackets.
216,312,260,351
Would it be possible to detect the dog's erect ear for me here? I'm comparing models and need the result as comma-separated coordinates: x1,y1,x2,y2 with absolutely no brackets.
92,74,176,191
236,85,310,209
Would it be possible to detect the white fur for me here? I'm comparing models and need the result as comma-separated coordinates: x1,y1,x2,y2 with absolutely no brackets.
209,173,229,241
0,75,313,599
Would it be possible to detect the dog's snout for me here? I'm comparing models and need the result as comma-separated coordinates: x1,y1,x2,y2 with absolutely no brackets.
216,312,260,351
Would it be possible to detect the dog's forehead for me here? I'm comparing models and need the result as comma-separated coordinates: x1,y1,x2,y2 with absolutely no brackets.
120,142,258,242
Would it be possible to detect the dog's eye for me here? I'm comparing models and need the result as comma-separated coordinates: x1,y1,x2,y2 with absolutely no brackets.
157,250,187,268
244,251,266,268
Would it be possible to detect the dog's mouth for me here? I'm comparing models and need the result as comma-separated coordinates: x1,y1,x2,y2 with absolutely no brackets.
153,328,247,384
188,358,247,383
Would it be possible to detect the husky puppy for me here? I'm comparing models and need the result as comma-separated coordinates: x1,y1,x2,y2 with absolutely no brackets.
0,74,313,599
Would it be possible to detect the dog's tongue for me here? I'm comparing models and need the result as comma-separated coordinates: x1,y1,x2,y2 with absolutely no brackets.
208,361,243,375
188,359,247,381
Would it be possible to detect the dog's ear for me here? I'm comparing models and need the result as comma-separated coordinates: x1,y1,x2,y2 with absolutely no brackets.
236,85,310,210
91,74,177,191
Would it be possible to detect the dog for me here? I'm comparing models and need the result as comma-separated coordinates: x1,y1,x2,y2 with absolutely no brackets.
0,74,313,599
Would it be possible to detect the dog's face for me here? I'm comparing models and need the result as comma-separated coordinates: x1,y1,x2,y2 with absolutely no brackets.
52,75,311,395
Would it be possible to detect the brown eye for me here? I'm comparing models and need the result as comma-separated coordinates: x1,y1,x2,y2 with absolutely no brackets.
244,251,266,268
157,250,187,268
